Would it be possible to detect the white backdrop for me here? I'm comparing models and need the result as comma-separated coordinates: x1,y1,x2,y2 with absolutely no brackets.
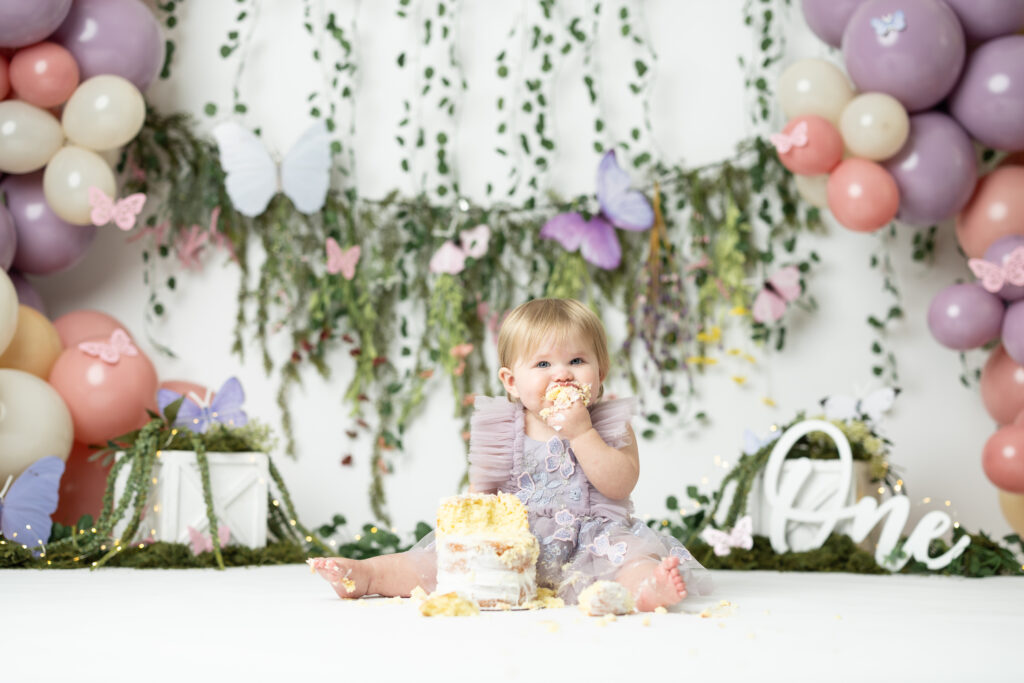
27,0,1010,539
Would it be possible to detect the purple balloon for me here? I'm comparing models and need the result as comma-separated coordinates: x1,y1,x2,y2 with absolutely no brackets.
52,0,165,92
1002,300,1024,364
7,270,46,316
884,112,977,226
842,0,966,112
981,235,1024,302
948,35,1024,152
0,172,96,275
0,0,72,49
0,204,16,271
802,0,869,48
943,0,1024,43
928,282,1004,350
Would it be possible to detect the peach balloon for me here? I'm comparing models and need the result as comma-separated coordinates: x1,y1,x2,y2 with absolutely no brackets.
956,166,1024,258
981,344,1024,425
52,441,112,527
982,425,1024,493
826,158,900,232
775,115,844,175
53,309,123,348
997,490,1024,536
0,305,63,379
0,55,9,100
9,42,80,109
48,331,158,445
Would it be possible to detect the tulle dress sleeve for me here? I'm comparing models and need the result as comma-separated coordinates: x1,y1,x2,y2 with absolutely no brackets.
467,396,523,493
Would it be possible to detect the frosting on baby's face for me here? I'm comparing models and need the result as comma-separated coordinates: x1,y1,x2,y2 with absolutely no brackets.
499,332,601,419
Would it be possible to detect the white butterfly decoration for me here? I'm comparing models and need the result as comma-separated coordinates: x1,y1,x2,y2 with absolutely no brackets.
700,516,753,557
821,387,899,423
742,428,780,456
212,121,331,217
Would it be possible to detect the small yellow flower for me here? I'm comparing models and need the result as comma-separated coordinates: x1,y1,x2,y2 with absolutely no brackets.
731,375,747,385
696,326,722,344
761,396,776,407
686,356,719,366
729,306,749,316
726,348,742,356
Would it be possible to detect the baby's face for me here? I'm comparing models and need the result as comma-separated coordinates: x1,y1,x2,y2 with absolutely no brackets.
501,332,601,416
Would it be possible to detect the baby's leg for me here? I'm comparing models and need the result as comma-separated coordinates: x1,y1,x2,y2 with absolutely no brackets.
308,551,425,599
615,555,687,612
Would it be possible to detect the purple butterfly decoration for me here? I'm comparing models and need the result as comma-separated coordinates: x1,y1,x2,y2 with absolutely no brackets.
544,437,576,479
587,533,628,566
550,509,578,543
540,150,654,270
515,472,536,505
156,377,248,434
0,456,65,554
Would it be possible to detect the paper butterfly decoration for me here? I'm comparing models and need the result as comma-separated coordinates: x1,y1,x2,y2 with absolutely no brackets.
212,120,331,217
156,377,248,434
968,248,1024,293
78,328,139,364
0,456,65,553
822,386,898,423
871,11,906,38
751,266,802,323
700,516,753,557
587,533,627,565
769,120,809,154
540,150,654,270
429,224,492,275
326,238,360,279
187,524,231,556
742,428,780,456
89,187,147,231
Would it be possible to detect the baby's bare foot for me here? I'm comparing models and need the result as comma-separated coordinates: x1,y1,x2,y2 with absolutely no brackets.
634,556,687,612
307,557,371,599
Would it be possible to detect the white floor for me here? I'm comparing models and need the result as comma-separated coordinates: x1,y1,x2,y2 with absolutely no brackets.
1,566,1021,682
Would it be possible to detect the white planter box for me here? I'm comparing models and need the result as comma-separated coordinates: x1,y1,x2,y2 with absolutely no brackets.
114,451,269,548
748,460,876,552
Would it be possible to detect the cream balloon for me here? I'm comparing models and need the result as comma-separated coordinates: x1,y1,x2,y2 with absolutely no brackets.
0,100,64,173
42,146,117,225
778,59,855,125
839,93,910,161
998,490,1024,536
794,173,830,208
0,269,18,357
62,75,146,151
0,368,74,484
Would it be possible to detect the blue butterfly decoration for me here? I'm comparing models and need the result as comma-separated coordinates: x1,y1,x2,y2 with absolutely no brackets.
871,11,906,38
156,377,248,434
0,456,65,554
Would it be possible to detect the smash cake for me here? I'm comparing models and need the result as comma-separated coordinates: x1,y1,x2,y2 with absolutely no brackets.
435,492,540,609
539,381,592,420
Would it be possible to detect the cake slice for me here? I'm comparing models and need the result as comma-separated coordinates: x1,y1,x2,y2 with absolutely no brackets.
539,381,592,419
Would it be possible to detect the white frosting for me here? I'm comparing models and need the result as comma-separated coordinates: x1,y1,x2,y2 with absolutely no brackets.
436,535,537,607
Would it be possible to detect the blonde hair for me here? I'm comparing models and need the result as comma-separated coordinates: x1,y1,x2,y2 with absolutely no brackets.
498,298,611,391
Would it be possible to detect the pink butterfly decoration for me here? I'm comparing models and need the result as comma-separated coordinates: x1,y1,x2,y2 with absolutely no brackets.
88,187,147,231
770,121,809,154
325,238,361,279
77,328,138,364
187,524,231,556
751,266,802,324
700,516,753,557
968,248,1024,293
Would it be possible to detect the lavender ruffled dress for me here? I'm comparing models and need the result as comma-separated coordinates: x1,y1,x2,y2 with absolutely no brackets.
407,396,712,604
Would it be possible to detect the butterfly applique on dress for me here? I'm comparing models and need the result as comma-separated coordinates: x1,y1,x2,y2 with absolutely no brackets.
156,377,248,434
751,266,802,324
0,456,65,554
89,187,147,230
213,120,331,217
968,247,1024,293
700,516,753,557
540,150,654,270
587,533,627,565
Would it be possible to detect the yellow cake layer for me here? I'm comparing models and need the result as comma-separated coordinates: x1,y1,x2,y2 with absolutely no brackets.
436,492,530,537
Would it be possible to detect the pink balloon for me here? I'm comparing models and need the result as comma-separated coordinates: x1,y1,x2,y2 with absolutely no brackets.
981,344,1024,425
983,425,1024,493
0,55,9,100
48,332,158,446
775,115,844,175
9,42,80,109
53,309,123,348
956,166,1024,258
826,158,900,232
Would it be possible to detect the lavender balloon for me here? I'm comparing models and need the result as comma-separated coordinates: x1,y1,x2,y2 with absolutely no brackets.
8,271,46,316
0,172,96,275
928,283,1004,350
801,0,869,48
842,0,965,112
1002,300,1024,365
980,235,1024,302
943,0,1024,43
53,0,165,92
0,205,15,271
884,112,977,226
0,0,72,48
949,35,1024,151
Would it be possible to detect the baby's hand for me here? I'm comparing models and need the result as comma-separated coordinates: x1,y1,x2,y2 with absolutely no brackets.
545,399,593,441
